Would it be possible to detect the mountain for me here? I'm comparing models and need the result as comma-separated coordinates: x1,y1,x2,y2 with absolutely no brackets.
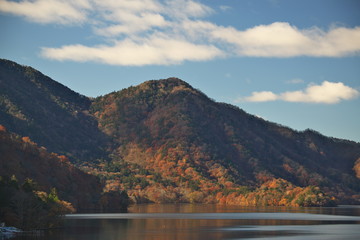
1,59,360,206
0,59,108,162
90,78,360,204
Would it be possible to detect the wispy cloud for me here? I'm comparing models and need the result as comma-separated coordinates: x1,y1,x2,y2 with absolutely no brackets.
42,36,223,66
210,22,360,57
1,0,360,65
243,91,279,102
285,78,304,84
240,81,360,104
219,5,231,12
0,0,90,24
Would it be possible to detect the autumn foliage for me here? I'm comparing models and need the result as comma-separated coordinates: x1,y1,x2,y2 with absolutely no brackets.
215,178,335,207
87,78,360,205
1,59,360,209
0,128,129,216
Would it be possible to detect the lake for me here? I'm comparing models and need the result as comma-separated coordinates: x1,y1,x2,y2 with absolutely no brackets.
7,204,360,240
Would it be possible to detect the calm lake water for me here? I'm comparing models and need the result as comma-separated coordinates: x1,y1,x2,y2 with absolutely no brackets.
8,204,360,240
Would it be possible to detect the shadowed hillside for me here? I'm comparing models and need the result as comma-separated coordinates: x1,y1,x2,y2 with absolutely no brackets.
0,126,102,210
0,59,108,162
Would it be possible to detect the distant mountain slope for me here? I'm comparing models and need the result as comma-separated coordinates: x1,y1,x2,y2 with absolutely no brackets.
0,59,107,161
91,78,360,204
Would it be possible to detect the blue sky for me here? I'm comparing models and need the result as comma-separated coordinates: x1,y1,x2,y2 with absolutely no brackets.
1,0,360,142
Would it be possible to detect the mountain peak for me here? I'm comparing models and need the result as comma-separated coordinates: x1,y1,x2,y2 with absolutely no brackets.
137,77,196,95
98,77,206,107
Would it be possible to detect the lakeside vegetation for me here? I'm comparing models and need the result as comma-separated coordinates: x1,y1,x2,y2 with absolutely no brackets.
0,175,74,230
0,126,129,230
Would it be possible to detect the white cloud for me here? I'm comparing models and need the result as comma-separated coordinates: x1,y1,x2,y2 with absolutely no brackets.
281,81,360,103
241,81,359,104
41,36,223,66
0,0,90,24
210,22,360,57
243,91,278,102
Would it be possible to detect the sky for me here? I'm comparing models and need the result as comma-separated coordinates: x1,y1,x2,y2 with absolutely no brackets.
0,0,360,142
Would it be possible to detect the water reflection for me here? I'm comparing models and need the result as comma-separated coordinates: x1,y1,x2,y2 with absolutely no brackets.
8,204,360,240
66,212,360,221
218,224,360,240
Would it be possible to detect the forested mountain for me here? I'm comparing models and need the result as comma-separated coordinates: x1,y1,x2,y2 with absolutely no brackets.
90,78,360,204
1,59,360,207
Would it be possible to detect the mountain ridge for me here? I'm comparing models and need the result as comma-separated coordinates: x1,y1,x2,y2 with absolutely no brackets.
1,59,359,206
90,76,360,204
0,59,108,162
